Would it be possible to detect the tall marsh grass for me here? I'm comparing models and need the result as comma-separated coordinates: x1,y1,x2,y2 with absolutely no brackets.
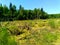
48,20,56,28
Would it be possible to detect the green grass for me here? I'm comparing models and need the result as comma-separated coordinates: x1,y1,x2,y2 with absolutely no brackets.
0,27,17,45
0,19,60,45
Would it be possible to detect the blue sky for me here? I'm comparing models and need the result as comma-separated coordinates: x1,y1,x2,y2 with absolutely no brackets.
0,0,60,14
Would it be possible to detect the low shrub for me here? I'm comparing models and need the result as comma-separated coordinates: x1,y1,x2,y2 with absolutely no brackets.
0,27,17,45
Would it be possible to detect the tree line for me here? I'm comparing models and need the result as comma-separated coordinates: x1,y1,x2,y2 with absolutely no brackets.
0,3,48,21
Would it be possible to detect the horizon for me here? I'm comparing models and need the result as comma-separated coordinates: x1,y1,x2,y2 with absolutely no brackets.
0,0,60,14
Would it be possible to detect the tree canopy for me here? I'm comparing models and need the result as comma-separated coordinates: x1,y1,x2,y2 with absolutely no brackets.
0,3,48,21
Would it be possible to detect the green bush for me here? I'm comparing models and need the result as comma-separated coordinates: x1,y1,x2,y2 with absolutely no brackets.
0,27,17,45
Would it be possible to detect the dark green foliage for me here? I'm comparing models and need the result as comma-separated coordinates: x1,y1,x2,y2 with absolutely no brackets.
48,14,60,19
0,3,48,21
2,3,60,20
40,8,48,19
